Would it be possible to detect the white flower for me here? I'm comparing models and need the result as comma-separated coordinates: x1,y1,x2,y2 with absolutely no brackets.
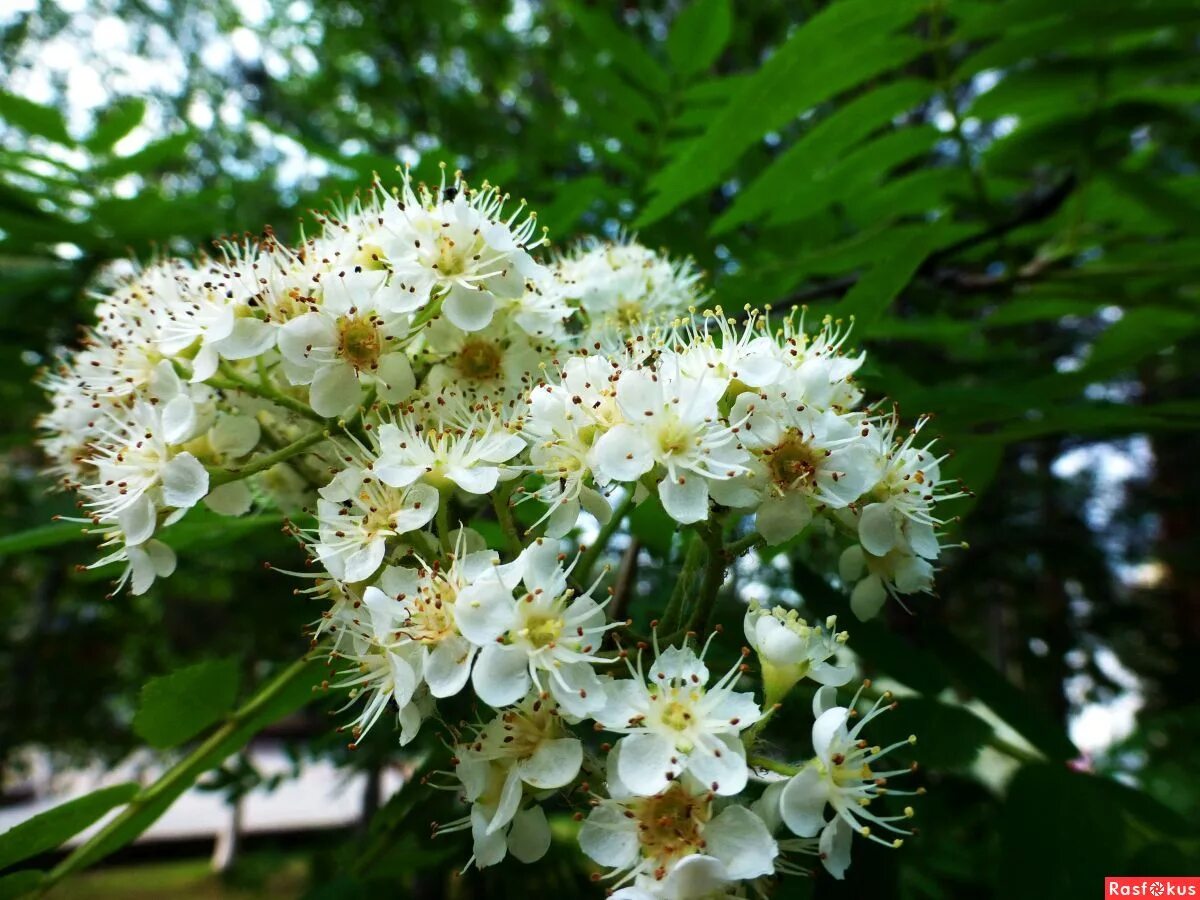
773,313,866,411
456,540,615,717
330,576,425,744
79,399,210,525
417,314,549,402
838,544,935,620
672,311,788,394
157,261,274,382
743,603,853,700
462,693,584,790
776,686,918,879
443,759,553,868
519,381,614,538
554,238,700,333
592,357,750,524
373,404,525,495
731,395,874,545
349,169,547,332
362,548,516,699
313,466,439,583
855,415,952,565
277,273,416,417
596,644,760,796
579,767,776,896
87,524,178,596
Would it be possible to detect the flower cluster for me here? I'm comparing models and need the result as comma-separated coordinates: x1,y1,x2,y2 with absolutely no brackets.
38,166,952,895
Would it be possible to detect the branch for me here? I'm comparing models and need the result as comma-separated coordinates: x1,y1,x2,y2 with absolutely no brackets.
40,657,315,892
575,491,636,588
777,174,1077,307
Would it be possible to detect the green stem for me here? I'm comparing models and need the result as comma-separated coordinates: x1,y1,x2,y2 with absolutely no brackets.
41,658,312,892
742,701,781,750
726,531,764,558
576,491,636,588
660,531,705,635
211,363,327,424
748,754,802,777
685,521,729,633
208,426,330,487
435,489,454,558
492,483,522,558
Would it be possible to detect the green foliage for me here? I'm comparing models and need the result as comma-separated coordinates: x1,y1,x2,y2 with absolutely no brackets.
666,0,732,78
0,782,137,870
2,0,1199,897
132,658,242,749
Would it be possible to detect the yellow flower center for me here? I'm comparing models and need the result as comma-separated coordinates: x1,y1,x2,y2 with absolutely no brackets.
631,783,712,868
765,432,823,489
339,316,382,371
661,699,692,732
457,338,504,381
353,243,389,271
523,614,564,649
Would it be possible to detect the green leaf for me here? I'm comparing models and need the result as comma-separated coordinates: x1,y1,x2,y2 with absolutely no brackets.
0,91,72,145
0,871,45,900
829,223,948,330
873,698,993,770
0,783,138,871
568,4,670,96
638,0,928,226
667,0,732,78
713,78,935,234
132,658,242,749
93,131,193,179
84,98,146,153
1082,307,1200,379
927,622,1078,761
57,659,321,877
0,521,96,556
999,766,1126,899
629,496,676,558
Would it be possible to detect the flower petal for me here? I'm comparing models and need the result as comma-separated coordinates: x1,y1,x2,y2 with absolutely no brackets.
779,766,829,838
688,732,749,796
579,803,638,869
658,473,710,525
506,806,552,864
471,644,530,709
309,361,361,418
443,282,496,332
424,634,476,698
614,732,678,796
518,737,582,790
375,351,416,402
704,804,778,879
161,452,209,509
456,581,515,645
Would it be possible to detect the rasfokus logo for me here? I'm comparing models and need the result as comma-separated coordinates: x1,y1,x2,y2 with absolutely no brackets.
1106,878,1200,897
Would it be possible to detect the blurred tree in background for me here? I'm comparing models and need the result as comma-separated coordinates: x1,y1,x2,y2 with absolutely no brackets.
1,0,1198,897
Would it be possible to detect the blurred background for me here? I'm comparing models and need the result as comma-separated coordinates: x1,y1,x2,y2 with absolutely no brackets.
1,0,1198,897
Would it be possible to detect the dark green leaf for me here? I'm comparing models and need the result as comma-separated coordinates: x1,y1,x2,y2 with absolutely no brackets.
999,766,1126,899
0,522,96,556
667,0,732,78
132,657,242,748
0,871,44,900
0,91,72,145
85,98,147,153
638,0,928,226
829,223,949,330
0,784,138,870
714,78,935,234
61,660,321,875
